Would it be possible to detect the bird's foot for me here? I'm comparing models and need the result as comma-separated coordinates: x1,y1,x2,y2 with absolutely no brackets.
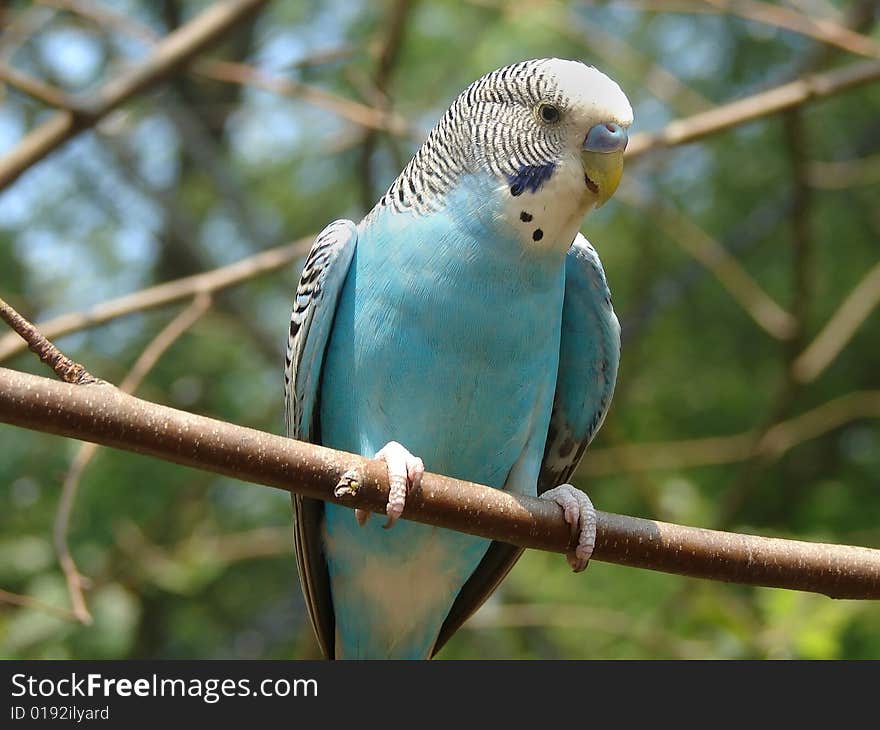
355,441,424,529
541,484,596,573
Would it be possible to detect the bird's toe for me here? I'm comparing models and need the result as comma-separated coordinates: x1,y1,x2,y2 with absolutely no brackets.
541,484,596,572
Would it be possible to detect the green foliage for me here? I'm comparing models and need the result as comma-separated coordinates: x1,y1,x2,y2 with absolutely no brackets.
0,0,878,659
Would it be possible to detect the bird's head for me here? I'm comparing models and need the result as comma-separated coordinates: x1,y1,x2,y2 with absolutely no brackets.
376,59,632,241
457,58,633,207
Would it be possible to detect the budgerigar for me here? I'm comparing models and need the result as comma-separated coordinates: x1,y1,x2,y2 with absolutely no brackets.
284,58,631,659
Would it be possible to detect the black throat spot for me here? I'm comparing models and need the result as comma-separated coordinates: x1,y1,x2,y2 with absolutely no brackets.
508,162,556,196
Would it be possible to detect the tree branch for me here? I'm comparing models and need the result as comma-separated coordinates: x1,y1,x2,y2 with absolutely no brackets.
618,0,880,59
0,64,74,108
626,59,880,160
0,587,80,622
0,296,98,383
53,294,211,624
0,366,878,600
618,184,797,340
792,261,880,383
0,237,312,363
0,0,268,190
581,393,880,477
191,59,414,138
1,59,878,361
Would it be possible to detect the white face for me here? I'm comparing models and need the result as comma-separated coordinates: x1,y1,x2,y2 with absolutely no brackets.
482,59,633,253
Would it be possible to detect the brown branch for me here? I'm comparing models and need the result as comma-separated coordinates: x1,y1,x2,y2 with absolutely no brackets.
475,0,713,114
122,294,212,391
618,0,880,59
5,2,878,187
0,236,312,363
33,0,398,138
618,184,797,339
807,153,880,189
626,59,880,160
0,367,878,599
0,296,98,383
582,390,880,476
703,0,880,59
357,0,415,209
465,602,709,658
0,0,269,190
572,14,713,113
792,261,880,383
35,0,162,45
715,110,815,528
115,522,291,579
191,59,415,137
0,4,56,62
53,294,211,624
54,442,98,624
0,64,74,108
0,587,80,622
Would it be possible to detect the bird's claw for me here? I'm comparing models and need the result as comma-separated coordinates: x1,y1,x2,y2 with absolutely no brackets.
355,441,424,528
541,484,596,572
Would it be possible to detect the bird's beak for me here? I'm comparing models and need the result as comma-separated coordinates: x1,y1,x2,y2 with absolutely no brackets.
581,122,628,207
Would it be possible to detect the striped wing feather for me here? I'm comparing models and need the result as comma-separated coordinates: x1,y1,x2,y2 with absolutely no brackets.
284,219,357,659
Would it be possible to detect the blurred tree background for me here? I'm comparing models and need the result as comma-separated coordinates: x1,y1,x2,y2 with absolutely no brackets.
1,0,879,660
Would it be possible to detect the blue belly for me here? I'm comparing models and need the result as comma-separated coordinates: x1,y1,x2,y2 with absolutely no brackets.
319,179,565,657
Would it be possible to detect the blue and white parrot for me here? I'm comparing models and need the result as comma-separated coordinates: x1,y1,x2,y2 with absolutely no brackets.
284,58,631,659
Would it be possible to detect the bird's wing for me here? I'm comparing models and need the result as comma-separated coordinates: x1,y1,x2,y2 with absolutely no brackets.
536,234,621,492
433,233,620,654
284,219,357,659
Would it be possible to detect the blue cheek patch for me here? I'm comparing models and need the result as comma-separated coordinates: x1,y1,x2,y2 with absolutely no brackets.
507,162,556,196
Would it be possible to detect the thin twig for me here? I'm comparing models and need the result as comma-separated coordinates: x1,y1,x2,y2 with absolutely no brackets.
582,391,880,475
617,184,797,339
0,5,56,63
0,64,74,108
807,153,880,189
34,0,389,136
0,0,269,190
39,0,355,69
626,59,880,160
465,602,709,658
0,296,99,383
53,442,98,624
120,293,212,392
0,587,81,622
616,0,880,59
53,294,212,624
357,0,415,209
702,0,880,59
35,0,162,45
116,522,291,574
792,261,880,383
716,108,814,528
572,14,713,113
0,236,312,363
192,59,414,137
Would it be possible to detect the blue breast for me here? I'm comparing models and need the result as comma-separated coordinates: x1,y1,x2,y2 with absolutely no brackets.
318,173,567,657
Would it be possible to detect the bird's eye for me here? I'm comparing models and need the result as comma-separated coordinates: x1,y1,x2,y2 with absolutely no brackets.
538,103,561,124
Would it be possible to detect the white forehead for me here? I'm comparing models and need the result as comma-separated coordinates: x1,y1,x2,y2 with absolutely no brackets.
538,58,633,127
